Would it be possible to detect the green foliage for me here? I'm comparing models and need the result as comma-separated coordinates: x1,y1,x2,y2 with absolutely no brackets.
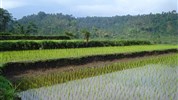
18,12,76,35
0,8,12,32
26,22,38,35
81,29,90,43
0,40,151,51
1,8,177,43
65,32,76,39
12,22,25,34
15,11,178,42
0,76,19,100
0,35,70,40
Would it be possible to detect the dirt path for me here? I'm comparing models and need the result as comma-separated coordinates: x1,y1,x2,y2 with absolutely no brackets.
8,53,176,80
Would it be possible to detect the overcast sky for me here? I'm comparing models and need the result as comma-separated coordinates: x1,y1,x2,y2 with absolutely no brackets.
1,0,177,19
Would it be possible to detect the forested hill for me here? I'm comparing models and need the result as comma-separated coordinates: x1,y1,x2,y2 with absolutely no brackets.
17,11,178,39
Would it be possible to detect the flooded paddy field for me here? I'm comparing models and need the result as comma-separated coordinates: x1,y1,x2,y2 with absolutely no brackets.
19,64,178,100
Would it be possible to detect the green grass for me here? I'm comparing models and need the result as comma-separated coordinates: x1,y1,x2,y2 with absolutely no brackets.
0,45,177,64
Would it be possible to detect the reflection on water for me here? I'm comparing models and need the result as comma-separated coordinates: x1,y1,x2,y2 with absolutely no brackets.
19,64,178,100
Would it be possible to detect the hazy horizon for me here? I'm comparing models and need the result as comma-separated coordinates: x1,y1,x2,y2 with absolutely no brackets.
1,0,177,19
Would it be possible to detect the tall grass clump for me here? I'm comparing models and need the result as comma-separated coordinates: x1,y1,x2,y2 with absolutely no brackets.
0,76,20,100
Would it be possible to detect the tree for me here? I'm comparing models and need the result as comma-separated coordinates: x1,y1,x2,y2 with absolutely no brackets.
0,8,12,32
12,20,26,34
65,31,75,39
82,29,90,43
26,22,38,35
38,11,46,19
20,25,25,34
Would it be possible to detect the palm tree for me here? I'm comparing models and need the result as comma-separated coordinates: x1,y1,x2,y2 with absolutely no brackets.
82,29,90,44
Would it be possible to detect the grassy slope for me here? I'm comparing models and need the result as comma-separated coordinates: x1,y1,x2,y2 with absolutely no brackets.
0,45,177,64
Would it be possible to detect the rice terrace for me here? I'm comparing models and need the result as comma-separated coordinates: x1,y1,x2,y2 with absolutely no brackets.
0,1,178,100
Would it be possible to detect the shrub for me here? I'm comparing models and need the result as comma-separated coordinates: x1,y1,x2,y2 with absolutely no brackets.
0,35,70,40
0,40,151,51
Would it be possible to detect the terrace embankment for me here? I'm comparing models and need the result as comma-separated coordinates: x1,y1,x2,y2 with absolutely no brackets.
2,49,177,78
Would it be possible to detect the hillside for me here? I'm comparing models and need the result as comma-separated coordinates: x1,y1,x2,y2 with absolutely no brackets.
17,11,178,41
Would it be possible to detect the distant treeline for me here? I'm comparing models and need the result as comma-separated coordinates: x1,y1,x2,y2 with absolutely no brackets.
0,40,151,51
15,11,178,39
1,8,177,43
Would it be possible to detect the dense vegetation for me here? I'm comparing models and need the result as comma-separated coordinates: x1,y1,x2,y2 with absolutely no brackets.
0,76,19,100
1,8,177,43
0,40,151,51
0,35,70,40
16,11,178,39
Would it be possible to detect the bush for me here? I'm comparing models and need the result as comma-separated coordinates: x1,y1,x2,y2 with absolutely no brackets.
0,35,70,40
0,32,12,36
0,40,151,51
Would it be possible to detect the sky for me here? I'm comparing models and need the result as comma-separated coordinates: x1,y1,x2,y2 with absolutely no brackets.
1,0,177,19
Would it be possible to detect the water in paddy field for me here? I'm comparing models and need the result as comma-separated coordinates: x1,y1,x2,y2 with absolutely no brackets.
19,64,178,100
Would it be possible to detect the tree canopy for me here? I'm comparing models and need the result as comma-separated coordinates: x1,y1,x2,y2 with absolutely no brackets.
0,8,12,32
16,11,178,39
1,9,178,43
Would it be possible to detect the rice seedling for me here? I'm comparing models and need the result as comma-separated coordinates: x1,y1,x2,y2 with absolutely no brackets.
0,44,177,64
19,64,178,100
17,53,178,91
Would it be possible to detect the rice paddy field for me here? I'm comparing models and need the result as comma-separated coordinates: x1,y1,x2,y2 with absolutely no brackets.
19,64,178,100
0,44,177,64
0,43,178,100
16,53,178,91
